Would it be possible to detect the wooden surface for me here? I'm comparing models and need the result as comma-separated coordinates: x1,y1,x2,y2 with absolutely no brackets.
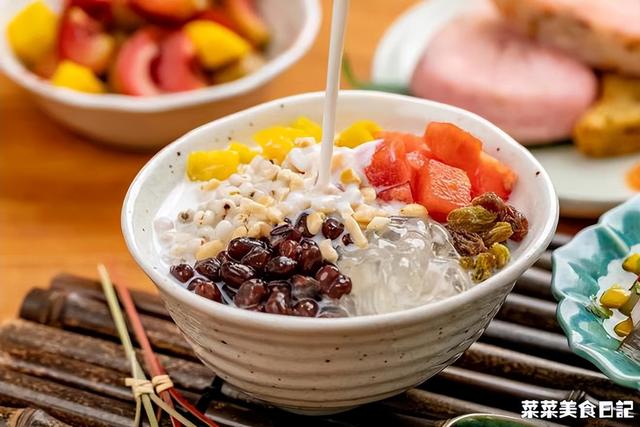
0,0,587,321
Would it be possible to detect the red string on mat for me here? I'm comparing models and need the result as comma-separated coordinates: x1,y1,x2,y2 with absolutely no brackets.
111,269,219,427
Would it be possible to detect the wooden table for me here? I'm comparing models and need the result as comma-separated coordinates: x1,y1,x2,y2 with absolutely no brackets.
0,0,588,321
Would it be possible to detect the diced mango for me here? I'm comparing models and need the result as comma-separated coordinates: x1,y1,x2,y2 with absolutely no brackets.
50,61,106,94
228,142,258,163
184,20,251,69
253,126,305,163
292,116,322,141
7,1,58,66
187,150,240,181
599,286,630,309
336,120,382,148
623,253,640,275
257,138,294,164
614,318,633,337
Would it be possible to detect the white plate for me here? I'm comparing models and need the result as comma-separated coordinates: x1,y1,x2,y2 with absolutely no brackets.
372,0,640,218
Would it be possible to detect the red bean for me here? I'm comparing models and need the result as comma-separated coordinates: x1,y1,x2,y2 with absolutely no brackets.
323,274,352,299
241,247,272,271
291,274,321,300
265,256,297,277
264,291,291,315
322,218,344,240
228,237,267,260
188,278,222,302
295,213,313,238
270,224,302,247
315,264,340,288
292,299,319,317
170,264,194,283
220,262,256,288
234,279,268,308
298,239,322,274
194,258,221,281
279,239,301,261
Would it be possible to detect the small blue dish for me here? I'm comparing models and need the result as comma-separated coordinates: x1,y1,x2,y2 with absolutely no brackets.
553,195,640,390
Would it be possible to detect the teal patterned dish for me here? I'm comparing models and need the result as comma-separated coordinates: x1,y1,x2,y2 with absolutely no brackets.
552,195,640,390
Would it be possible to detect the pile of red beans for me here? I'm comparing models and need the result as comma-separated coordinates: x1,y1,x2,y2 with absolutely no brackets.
169,216,353,317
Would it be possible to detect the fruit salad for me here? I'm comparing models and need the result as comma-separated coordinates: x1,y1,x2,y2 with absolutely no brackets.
154,117,529,317
7,0,270,95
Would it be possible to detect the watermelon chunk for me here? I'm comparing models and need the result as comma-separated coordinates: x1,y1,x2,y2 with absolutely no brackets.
364,139,411,188
378,183,414,204
471,153,517,199
375,130,432,157
424,122,482,174
414,159,472,221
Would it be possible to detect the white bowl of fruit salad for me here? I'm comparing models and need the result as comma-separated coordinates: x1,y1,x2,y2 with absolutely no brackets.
0,0,320,148
122,90,558,413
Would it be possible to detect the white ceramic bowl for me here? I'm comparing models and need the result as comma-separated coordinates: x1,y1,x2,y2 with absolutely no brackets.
0,0,320,149
122,91,559,414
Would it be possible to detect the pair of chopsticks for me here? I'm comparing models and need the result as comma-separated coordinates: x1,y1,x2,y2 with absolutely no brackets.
97,264,218,427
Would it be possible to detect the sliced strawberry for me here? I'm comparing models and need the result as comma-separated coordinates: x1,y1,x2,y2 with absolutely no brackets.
378,183,414,204
155,30,207,93
414,159,472,222
364,139,411,188
111,28,162,96
58,7,115,74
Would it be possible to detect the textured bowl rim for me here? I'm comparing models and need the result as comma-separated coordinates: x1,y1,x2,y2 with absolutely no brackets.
0,0,321,113
552,195,640,389
122,90,559,332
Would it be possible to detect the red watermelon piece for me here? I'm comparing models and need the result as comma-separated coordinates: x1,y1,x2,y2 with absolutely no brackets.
414,159,472,221
471,153,517,199
364,139,411,188
424,122,482,174
378,183,414,204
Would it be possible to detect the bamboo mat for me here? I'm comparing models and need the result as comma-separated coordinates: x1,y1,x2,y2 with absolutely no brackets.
0,234,637,427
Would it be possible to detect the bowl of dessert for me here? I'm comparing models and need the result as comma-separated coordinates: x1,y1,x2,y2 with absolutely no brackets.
0,0,320,148
122,90,558,414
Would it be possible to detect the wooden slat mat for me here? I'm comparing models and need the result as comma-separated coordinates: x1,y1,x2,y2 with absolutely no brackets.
0,233,637,427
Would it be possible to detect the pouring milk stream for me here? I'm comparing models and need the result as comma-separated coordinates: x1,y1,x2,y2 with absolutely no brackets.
317,0,350,189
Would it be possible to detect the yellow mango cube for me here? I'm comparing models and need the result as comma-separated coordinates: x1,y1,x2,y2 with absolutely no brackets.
228,142,258,163
50,61,106,94
336,120,382,148
292,116,322,141
257,138,294,164
7,1,58,66
187,150,240,181
184,20,251,69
